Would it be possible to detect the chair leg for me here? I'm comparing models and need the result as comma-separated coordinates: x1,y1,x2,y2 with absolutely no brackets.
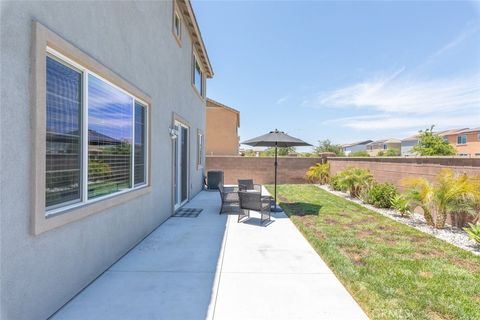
238,209,249,223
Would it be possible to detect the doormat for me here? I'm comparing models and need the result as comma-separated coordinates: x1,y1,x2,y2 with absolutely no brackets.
172,208,203,218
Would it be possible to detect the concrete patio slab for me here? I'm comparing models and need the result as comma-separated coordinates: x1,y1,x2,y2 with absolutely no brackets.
213,273,366,320
52,188,368,320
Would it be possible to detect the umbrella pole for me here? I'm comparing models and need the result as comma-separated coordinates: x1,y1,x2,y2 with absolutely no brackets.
272,142,282,212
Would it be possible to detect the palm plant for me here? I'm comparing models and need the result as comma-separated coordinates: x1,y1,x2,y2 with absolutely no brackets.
464,223,480,244
336,167,374,198
402,169,480,229
391,194,411,217
305,163,330,184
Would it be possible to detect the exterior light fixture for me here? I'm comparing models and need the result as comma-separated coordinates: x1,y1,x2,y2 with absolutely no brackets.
169,127,178,139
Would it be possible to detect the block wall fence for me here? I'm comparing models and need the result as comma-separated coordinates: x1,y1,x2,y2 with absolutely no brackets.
206,156,480,188
328,157,480,190
206,156,327,184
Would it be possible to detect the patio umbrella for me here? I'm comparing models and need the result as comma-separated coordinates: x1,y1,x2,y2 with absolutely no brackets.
241,129,312,212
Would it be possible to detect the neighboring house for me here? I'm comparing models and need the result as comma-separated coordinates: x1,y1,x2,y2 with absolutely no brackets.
206,98,240,155
341,140,372,155
0,1,213,319
366,139,401,156
401,134,420,156
442,128,480,157
400,128,469,156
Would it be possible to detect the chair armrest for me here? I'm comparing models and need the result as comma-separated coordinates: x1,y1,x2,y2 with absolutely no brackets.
225,186,239,193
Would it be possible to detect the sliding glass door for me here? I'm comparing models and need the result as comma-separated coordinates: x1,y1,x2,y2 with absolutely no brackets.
174,121,189,210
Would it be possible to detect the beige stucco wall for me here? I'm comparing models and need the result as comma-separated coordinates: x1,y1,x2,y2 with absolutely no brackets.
206,104,239,155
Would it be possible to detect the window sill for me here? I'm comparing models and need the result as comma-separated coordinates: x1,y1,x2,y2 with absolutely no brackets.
34,185,151,235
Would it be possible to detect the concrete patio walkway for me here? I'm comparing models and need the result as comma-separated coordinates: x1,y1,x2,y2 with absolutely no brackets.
52,189,368,320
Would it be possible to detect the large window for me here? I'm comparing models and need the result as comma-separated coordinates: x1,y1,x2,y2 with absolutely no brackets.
457,135,467,145
45,50,148,214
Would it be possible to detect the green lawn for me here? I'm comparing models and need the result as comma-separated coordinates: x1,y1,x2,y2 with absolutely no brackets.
266,184,480,320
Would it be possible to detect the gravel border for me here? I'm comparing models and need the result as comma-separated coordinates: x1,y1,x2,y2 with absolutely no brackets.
316,184,480,255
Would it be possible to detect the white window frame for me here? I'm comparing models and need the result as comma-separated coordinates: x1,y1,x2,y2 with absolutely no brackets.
172,6,182,45
192,52,204,98
457,134,467,145
197,130,204,168
45,48,150,217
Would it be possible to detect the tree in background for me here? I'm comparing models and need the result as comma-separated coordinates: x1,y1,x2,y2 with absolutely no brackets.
412,125,456,156
313,139,345,156
349,150,370,157
262,146,296,156
378,148,399,156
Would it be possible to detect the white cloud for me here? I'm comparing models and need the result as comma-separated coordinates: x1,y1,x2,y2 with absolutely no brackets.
314,71,480,114
276,95,289,104
323,113,476,131
429,24,479,60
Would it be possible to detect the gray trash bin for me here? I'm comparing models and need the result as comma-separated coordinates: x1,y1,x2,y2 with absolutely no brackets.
207,171,224,190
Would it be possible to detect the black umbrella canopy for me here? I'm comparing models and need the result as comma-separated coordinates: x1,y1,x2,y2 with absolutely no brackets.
241,129,311,213
241,129,312,147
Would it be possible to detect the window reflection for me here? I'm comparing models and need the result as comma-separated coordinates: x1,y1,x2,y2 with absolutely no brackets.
45,56,82,208
88,75,133,199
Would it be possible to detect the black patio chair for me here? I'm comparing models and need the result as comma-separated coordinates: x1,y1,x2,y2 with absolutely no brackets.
237,179,262,193
238,191,272,224
218,183,239,214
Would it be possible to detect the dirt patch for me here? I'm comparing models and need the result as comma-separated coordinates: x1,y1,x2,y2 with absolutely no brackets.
356,230,375,238
412,250,443,259
322,217,339,225
408,236,429,244
428,311,451,320
338,211,350,218
302,219,326,240
451,259,480,273
419,271,433,279
344,217,376,228
342,247,369,267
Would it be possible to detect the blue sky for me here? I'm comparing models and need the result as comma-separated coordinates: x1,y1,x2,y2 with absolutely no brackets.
193,0,480,150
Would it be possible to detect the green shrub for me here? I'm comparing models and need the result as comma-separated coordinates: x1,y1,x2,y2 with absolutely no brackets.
349,150,370,157
364,183,398,208
305,163,330,184
391,195,411,217
403,169,480,228
464,223,480,244
329,174,344,191
336,167,374,197
379,148,399,156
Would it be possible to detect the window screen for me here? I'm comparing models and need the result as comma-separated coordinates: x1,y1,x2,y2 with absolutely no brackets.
134,102,146,186
45,56,82,208
88,74,133,199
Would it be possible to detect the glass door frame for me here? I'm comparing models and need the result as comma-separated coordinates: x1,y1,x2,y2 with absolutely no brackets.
173,119,189,211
